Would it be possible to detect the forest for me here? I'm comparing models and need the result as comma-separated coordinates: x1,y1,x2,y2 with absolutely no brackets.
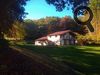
5,14,100,45
1,0,99,46
0,0,100,75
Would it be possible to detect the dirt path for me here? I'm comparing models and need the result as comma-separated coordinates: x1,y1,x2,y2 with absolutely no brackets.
0,47,78,75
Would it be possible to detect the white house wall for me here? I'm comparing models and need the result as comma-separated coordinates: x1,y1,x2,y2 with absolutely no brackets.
47,35,60,45
35,41,42,46
35,32,75,46
35,41,48,46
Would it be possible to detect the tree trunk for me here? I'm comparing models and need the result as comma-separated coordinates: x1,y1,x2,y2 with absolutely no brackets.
0,31,4,39
0,31,9,49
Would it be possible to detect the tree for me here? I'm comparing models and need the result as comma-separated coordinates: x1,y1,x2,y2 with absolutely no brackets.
0,0,29,47
75,0,100,45
5,21,26,40
24,19,39,40
0,1,28,37
46,0,89,11
59,16,87,34
83,0,100,43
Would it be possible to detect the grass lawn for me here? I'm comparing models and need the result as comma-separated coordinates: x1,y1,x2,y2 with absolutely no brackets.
14,42,100,75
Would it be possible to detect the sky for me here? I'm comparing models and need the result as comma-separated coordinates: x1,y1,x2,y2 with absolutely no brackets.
24,0,73,20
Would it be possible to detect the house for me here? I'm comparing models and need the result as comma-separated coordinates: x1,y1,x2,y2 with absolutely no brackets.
35,30,76,46
34,36,48,46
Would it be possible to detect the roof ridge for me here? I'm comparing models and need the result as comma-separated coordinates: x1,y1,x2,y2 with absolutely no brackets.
48,30,71,36
35,30,72,41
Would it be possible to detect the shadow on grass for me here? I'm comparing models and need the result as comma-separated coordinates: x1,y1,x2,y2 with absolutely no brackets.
16,45,100,75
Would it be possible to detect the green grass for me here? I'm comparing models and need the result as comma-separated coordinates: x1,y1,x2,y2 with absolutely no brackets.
15,43,100,75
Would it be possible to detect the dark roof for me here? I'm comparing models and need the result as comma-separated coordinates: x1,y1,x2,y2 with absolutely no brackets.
35,36,47,41
48,30,71,36
35,30,75,41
